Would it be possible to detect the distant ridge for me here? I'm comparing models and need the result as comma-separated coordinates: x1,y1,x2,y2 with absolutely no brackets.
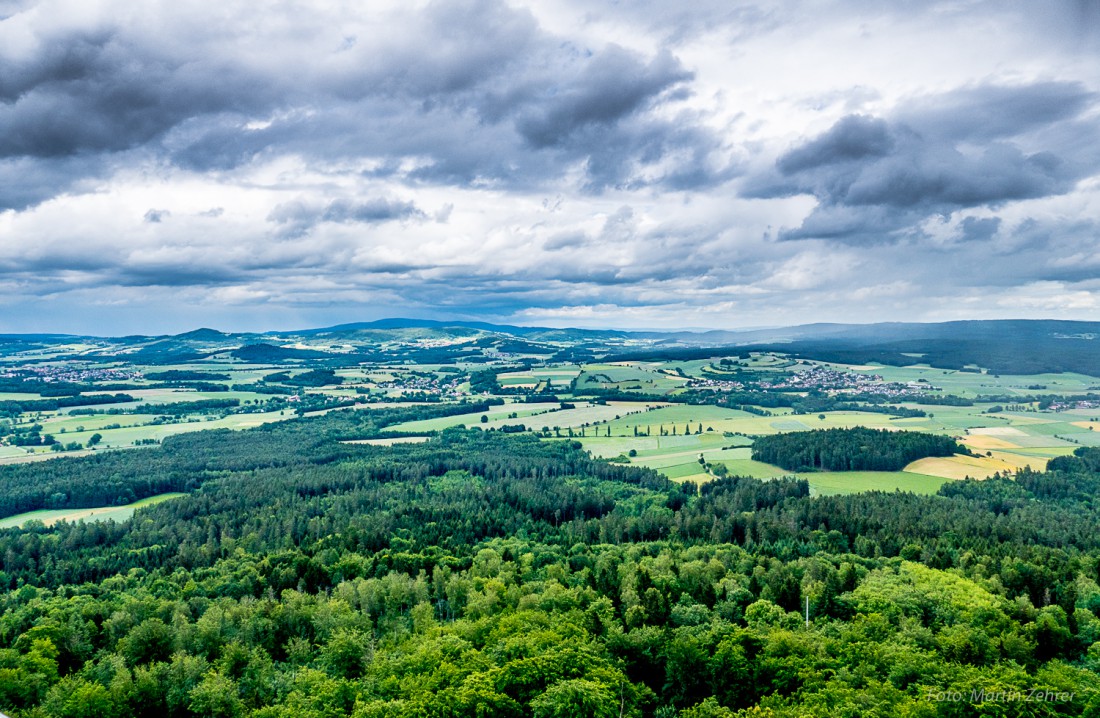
3,318,1099,375
605,319,1100,375
13,318,1100,345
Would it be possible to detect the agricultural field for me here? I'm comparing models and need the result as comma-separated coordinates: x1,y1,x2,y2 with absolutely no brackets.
800,471,947,496
5,329,1100,498
7,410,293,459
0,492,186,529
386,401,558,433
570,392,1097,491
269,353,1100,492
599,406,923,438
581,433,947,495
574,362,688,394
0,392,46,401
850,364,1100,398
496,367,581,388
387,400,662,434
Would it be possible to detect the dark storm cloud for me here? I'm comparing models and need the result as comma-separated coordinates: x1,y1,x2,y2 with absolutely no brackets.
513,47,690,148
0,0,725,209
171,42,710,191
775,115,894,174
0,251,113,274
0,155,106,210
747,81,1099,243
956,217,1000,243
0,30,271,160
113,263,245,287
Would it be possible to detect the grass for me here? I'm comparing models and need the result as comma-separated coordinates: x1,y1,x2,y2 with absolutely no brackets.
0,493,187,529
577,432,741,459
497,367,581,388
575,362,688,394
801,471,947,496
0,392,47,401
20,409,294,453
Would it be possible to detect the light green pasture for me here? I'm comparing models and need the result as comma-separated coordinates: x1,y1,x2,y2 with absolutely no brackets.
0,493,187,529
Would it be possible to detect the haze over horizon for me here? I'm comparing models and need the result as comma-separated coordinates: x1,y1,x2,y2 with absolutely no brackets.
2,0,1099,335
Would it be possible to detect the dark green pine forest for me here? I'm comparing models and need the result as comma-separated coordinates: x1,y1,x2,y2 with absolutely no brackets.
0,407,1099,717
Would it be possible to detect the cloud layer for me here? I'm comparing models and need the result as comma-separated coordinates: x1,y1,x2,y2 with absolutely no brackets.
0,0,1098,333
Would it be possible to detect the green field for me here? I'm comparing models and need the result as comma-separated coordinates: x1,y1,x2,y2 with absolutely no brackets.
575,362,688,394
0,392,47,401
16,409,293,454
800,471,947,496
581,429,948,496
853,364,1100,398
497,367,581,387
0,493,187,529
0,445,35,461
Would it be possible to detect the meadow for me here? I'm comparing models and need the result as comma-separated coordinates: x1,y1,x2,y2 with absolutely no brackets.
11,410,293,458
0,492,186,529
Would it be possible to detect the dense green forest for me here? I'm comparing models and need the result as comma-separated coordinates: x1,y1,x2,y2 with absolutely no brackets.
0,409,1097,716
751,427,967,472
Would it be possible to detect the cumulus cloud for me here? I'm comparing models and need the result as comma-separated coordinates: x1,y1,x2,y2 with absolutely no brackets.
1,0,1099,332
0,0,726,209
748,81,1098,244
512,47,690,148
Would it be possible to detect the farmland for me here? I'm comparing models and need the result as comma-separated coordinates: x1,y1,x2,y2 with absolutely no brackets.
2,322,1099,494
0,492,186,529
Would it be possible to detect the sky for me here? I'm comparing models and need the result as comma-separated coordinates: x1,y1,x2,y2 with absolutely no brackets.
1,0,1099,334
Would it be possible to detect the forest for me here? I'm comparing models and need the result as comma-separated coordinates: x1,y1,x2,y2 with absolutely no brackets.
750,427,967,472
0,408,1097,716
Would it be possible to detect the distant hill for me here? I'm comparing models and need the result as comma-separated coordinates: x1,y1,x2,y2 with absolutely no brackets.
5,318,1100,375
294,318,631,342
175,328,231,341
607,320,1100,375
